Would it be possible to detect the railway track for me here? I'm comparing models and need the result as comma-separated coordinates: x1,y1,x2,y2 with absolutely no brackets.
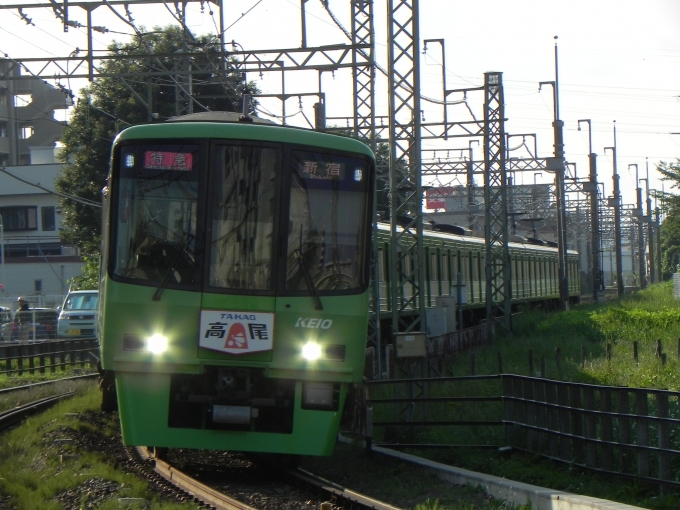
0,388,403,509
136,446,403,510
0,392,76,432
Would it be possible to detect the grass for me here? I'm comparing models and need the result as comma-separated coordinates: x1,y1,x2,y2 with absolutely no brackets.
435,281,680,389
0,385,199,510
370,281,680,509
0,364,97,391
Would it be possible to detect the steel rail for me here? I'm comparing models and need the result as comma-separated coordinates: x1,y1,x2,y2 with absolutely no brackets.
0,373,98,395
140,446,403,510
287,467,404,510
138,447,257,510
0,392,76,432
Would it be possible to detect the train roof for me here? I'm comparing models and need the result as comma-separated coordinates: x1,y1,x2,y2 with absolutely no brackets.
113,113,375,159
375,222,578,255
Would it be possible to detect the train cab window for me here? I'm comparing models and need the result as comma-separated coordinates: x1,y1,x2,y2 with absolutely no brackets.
286,150,371,292
112,144,200,286
208,145,278,291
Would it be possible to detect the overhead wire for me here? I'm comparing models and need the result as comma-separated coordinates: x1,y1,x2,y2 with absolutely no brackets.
0,167,102,208
101,0,211,113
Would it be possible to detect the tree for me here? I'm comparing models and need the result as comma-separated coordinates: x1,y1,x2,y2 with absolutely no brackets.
656,159,680,278
56,25,257,285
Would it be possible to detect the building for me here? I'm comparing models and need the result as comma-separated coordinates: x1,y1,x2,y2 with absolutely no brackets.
1,59,84,309
0,58,71,166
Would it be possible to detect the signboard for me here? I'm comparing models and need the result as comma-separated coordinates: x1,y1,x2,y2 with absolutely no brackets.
299,160,345,180
144,151,193,171
199,310,275,355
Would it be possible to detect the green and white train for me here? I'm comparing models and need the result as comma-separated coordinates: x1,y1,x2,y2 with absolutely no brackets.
374,223,580,325
99,112,375,456
98,111,579,458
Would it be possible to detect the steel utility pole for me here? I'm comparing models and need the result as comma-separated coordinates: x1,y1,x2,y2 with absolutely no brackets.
483,72,511,334
629,164,646,289
644,158,655,284
387,0,426,336
539,37,568,311
604,122,624,297
578,119,603,302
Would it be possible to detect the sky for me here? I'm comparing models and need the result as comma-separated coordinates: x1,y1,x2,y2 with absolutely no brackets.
2,0,679,207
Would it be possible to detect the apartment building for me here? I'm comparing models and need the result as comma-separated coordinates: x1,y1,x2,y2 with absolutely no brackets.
1,59,85,308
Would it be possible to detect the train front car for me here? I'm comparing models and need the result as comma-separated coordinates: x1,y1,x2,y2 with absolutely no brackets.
99,115,375,456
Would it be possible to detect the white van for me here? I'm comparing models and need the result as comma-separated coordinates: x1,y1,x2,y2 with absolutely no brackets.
57,290,99,339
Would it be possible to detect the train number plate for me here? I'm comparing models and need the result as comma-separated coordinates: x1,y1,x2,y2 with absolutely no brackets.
199,310,275,355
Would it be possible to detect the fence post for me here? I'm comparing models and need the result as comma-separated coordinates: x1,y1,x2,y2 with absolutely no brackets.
635,391,650,477
617,390,631,474
570,384,584,463
657,393,671,482
600,388,614,471
557,383,572,461
2,346,10,373
546,381,559,458
17,346,24,376
60,342,68,371
502,375,516,447
583,386,597,468
534,378,547,453
39,343,45,375
28,344,35,375
78,340,85,368
523,378,537,451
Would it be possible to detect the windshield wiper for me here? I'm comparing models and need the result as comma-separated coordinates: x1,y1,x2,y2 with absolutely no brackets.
152,234,194,302
295,249,323,310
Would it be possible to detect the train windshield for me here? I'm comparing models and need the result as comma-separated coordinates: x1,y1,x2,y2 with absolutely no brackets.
112,144,200,287
286,150,370,291
110,140,371,295
208,145,278,290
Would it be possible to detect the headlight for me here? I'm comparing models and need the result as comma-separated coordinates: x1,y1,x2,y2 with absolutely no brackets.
301,341,322,361
147,333,168,354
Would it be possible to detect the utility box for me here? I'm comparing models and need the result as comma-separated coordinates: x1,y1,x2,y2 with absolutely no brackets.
394,332,426,358
435,295,457,333
426,307,448,337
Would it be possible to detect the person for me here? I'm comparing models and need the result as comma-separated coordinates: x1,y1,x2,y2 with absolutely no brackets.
16,297,31,342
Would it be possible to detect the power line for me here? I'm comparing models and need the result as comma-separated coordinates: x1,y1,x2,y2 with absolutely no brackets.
0,167,102,209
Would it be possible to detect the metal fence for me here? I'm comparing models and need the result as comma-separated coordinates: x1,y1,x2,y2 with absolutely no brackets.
0,294,66,310
0,338,99,376
366,374,680,487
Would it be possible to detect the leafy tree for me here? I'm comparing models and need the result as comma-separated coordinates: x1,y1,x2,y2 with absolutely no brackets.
56,25,257,287
656,159,680,278
68,256,100,290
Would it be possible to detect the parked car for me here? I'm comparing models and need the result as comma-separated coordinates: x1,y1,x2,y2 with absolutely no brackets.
57,290,99,339
0,307,12,341
1,308,58,342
